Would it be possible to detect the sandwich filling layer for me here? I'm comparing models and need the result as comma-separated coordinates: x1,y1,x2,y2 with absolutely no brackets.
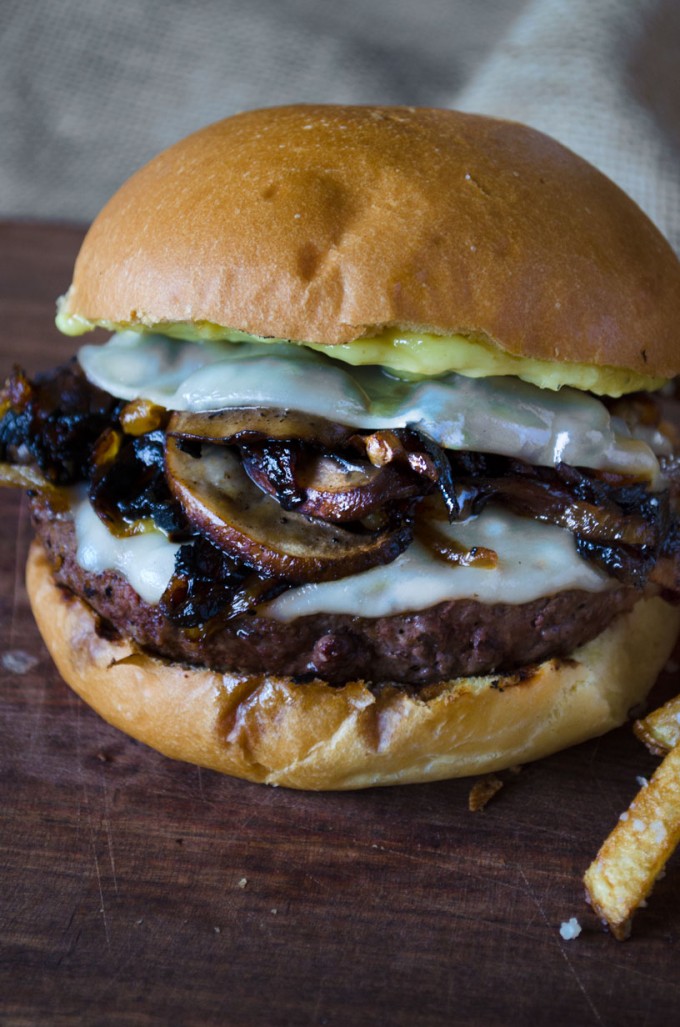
2,343,679,689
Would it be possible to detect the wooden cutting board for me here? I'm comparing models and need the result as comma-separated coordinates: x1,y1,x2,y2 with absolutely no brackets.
1,221,679,1027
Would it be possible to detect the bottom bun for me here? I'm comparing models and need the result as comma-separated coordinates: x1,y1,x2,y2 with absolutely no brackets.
27,542,680,790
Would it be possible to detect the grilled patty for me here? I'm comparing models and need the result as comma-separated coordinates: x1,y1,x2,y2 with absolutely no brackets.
32,495,638,688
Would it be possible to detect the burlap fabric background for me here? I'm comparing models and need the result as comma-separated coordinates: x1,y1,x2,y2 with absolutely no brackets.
2,0,679,253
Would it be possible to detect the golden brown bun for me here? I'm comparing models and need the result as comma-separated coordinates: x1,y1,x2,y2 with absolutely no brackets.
61,105,680,377
27,542,680,790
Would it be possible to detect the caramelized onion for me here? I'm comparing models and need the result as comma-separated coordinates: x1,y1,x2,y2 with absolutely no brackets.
352,428,459,517
159,537,286,628
165,437,414,582
487,476,660,547
0,362,121,484
89,427,187,538
119,398,169,436
241,440,305,510
415,520,498,568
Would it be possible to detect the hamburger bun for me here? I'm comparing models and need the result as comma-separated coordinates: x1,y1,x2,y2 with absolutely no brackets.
59,105,680,377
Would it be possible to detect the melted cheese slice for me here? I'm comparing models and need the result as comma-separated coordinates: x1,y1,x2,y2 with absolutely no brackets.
263,506,611,619
74,498,181,604
79,332,665,481
72,494,610,614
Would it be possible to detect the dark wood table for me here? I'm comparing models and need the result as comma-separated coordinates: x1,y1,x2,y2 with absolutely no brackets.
2,221,679,1027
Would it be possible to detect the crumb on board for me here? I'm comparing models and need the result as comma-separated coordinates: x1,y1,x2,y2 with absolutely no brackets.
237,877,248,889
468,773,504,811
1,650,39,674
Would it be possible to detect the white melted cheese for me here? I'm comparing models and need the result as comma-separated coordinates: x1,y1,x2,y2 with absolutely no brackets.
263,506,610,619
78,332,666,480
74,498,181,604
72,495,610,615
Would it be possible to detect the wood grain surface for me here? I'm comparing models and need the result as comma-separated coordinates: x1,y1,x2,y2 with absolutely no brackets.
1,221,680,1027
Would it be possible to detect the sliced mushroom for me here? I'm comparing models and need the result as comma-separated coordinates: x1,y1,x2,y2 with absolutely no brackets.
168,408,354,450
165,437,413,582
243,447,422,522
169,409,460,516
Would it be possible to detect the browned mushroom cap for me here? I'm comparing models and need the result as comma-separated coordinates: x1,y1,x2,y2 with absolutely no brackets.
243,448,423,523
165,437,414,582
168,408,354,450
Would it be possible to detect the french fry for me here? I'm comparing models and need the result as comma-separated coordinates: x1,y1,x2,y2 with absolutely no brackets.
634,694,680,755
584,742,680,939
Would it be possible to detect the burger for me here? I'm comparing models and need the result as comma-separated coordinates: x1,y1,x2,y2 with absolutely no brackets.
3,104,680,789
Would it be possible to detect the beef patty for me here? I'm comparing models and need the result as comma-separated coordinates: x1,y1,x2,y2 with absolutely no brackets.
31,496,640,688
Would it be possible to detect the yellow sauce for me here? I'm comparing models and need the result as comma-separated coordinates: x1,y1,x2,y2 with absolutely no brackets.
56,303,664,398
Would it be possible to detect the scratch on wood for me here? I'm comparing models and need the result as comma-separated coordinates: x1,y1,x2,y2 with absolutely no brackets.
92,843,111,951
56,927,83,969
104,818,118,896
517,865,604,1026
369,842,515,890
98,759,119,896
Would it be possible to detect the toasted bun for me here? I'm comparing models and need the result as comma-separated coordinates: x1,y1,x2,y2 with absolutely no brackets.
27,542,680,790
60,105,680,377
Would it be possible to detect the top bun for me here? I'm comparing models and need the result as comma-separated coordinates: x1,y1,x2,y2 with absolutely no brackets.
60,105,680,377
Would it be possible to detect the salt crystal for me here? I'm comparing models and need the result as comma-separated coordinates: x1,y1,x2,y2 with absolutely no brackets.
559,918,582,940
650,820,667,844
